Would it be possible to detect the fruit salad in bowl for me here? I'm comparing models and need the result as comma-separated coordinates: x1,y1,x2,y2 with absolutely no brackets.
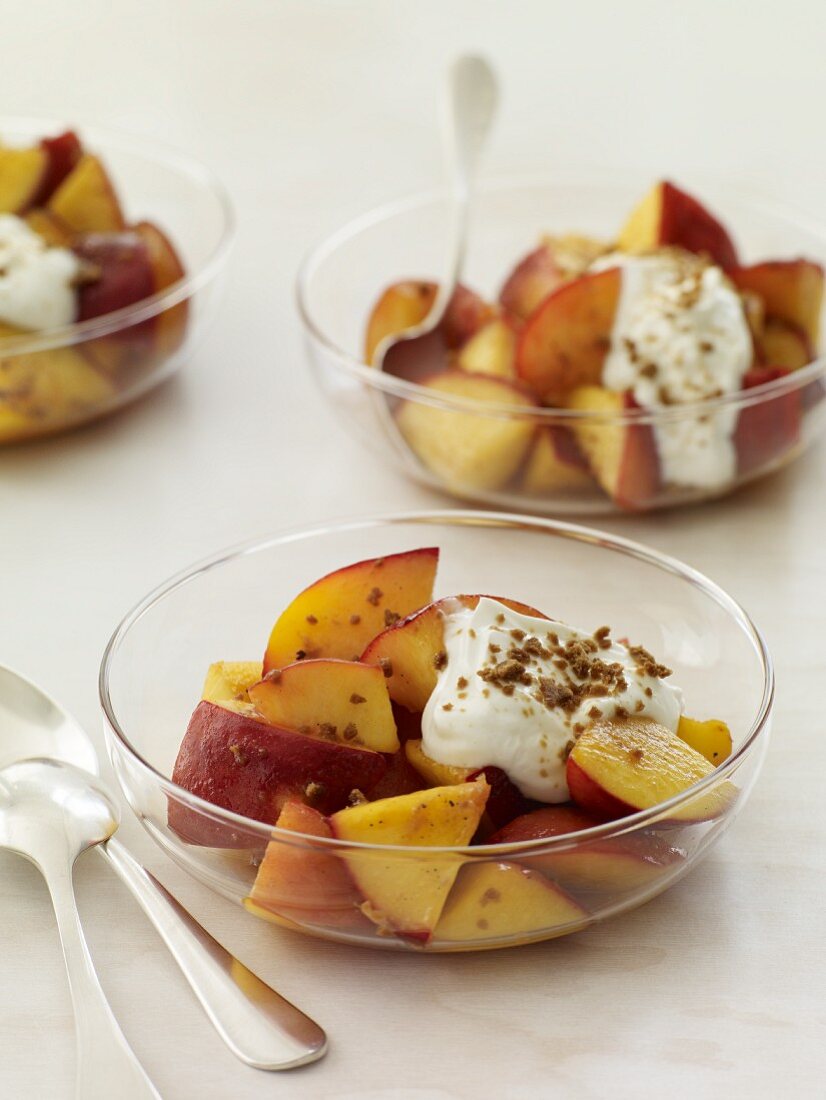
0,120,232,443
101,513,771,952
299,177,826,512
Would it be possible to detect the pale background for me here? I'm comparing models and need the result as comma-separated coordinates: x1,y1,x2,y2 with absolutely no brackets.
1,1,825,1097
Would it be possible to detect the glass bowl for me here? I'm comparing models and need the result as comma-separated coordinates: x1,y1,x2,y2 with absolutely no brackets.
297,176,826,514
100,511,772,953
0,117,233,445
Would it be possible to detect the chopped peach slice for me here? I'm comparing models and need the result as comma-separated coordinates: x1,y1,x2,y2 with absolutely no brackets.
757,319,812,371
47,154,125,233
516,268,621,406
24,208,74,247
395,370,538,492
405,738,472,787
263,547,438,674
498,244,563,321
565,386,659,510
567,717,734,824
201,661,262,707
245,801,370,932
133,219,188,356
0,147,48,213
455,318,517,379
677,716,732,765
618,181,738,268
330,777,489,942
521,426,594,495
434,861,587,944
249,659,399,752
729,260,824,346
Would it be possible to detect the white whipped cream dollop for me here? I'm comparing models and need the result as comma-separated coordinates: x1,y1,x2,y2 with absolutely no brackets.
594,251,752,489
0,214,80,331
421,598,683,803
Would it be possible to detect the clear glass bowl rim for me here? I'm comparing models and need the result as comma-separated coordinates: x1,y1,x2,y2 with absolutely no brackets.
296,172,826,422
99,510,774,856
0,115,235,353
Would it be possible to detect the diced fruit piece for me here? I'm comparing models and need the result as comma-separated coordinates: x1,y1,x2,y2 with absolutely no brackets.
757,319,812,370
263,547,438,674
618,181,738,268
405,738,472,787
362,594,546,713
729,260,824,346
434,861,587,944
734,366,801,476
201,661,262,707
35,130,83,204
466,766,535,830
329,777,489,942
677,715,732,765
249,659,399,753
0,346,114,441
499,244,563,321
395,370,538,492
133,219,188,356
455,318,517,379
74,232,155,322
0,147,48,214
48,154,125,233
245,801,369,932
566,717,733,823
565,386,659,510
487,804,683,900
24,209,74,247
364,281,492,365
521,426,594,495
516,268,621,406
169,700,387,845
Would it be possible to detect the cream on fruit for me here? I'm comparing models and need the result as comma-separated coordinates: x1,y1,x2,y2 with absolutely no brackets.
420,598,683,803
595,250,752,490
0,214,80,331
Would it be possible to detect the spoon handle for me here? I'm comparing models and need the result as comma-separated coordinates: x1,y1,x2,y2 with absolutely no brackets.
100,839,327,1070
42,852,160,1099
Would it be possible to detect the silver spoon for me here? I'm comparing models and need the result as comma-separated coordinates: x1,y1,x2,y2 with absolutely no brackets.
0,757,161,1099
0,664,327,1074
372,54,498,379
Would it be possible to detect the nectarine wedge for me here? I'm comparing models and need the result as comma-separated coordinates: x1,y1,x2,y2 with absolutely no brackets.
567,717,734,824
516,268,621,406
133,219,188,356
757,319,812,371
249,658,399,752
677,715,732,766
0,146,48,214
48,154,125,233
245,801,370,932
618,181,738,269
201,661,262,707
498,243,562,321
565,386,659,509
405,738,472,787
395,370,538,492
434,861,587,944
263,547,438,673
330,777,490,942
169,700,387,844
520,426,594,495
729,260,823,346
735,366,801,476
455,318,517,379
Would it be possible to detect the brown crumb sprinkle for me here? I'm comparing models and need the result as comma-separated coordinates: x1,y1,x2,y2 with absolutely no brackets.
350,693,366,705
305,614,318,625
350,613,361,625
442,702,453,712
378,657,393,678
348,789,368,806
342,723,359,741
228,743,248,766
433,650,448,671
384,609,400,627
456,676,468,690
628,644,672,679
366,587,383,606
304,780,325,802
318,722,337,740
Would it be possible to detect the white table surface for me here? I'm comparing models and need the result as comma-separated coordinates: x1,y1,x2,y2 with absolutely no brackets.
2,2,825,1096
